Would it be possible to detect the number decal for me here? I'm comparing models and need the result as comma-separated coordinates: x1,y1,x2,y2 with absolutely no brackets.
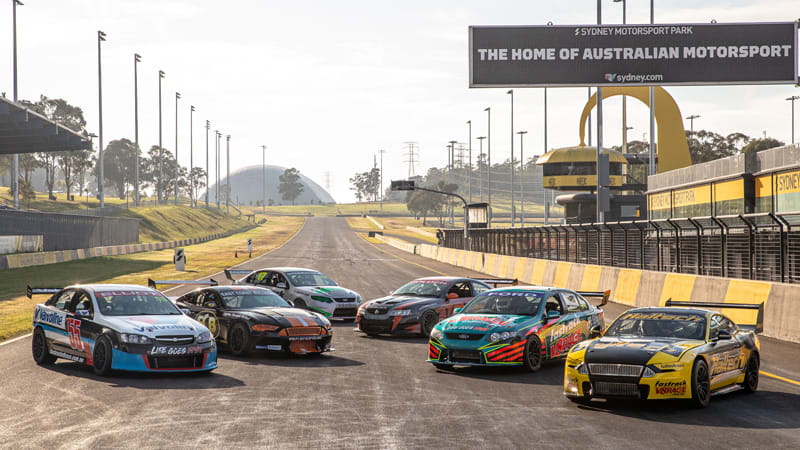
195,311,220,338
66,318,84,351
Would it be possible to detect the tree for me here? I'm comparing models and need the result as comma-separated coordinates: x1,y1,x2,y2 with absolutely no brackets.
268,198,274,206
141,146,185,202
103,139,137,199
189,167,206,206
73,151,95,198
687,130,749,164
741,137,785,154
406,189,444,226
349,168,380,202
19,154,39,183
19,178,36,208
278,168,304,205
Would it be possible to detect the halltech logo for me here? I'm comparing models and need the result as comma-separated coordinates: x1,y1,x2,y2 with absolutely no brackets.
604,73,617,82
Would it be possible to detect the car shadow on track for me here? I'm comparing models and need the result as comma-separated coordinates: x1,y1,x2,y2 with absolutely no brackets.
40,362,245,390
571,389,800,429
430,359,564,386
220,352,365,368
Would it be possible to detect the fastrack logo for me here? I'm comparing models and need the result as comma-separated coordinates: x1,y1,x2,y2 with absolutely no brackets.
655,380,686,395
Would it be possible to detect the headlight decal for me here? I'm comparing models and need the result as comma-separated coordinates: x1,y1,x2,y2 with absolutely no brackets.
485,340,525,362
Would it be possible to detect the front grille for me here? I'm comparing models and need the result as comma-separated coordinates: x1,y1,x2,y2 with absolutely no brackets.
445,332,484,341
593,382,641,397
333,308,357,317
285,326,323,336
367,308,388,315
147,355,204,369
589,363,643,377
155,335,194,345
450,350,482,363
359,318,393,333
334,298,355,303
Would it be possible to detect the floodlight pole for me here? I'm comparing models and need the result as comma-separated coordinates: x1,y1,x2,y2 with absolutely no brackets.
518,130,527,225
477,136,486,202
787,96,799,144
448,140,457,226
544,87,549,225
484,107,492,227
134,53,141,206
158,70,165,203
12,0,22,209
174,91,180,205
379,149,386,212
226,134,230,214
596,1,604,223
97,30,106,209
649,0,656,175
507,89,515,227
190,105,195,207
205,120,209,208
262,145,266,215
467,120,472,203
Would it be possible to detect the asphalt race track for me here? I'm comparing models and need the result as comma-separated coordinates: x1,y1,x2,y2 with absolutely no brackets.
2,217,799,449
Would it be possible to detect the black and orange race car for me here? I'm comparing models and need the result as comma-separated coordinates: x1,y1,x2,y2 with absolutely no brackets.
355,276,516,337
152,281,333,356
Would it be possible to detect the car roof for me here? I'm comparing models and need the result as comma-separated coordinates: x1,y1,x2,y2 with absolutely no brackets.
488,286,557,293
414,276,463,282
67,284,157,292
260,267,321,273
624,307,712,316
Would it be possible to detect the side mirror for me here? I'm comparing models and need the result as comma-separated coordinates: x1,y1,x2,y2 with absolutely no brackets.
547,310,560,320
277,282,287,289
716,330,732,341
446,293,458,300
285,299,294,306
180,308,191,315
590,327,602,338
454,307,463,315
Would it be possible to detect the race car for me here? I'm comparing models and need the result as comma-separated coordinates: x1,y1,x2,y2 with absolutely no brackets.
356,277,518,337
29,284,217,375
164,283,333,356
225,267,361,321
563,300,763,408
427,286,608,371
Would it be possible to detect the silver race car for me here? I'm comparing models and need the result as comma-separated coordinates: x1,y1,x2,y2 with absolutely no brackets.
225,267,362,321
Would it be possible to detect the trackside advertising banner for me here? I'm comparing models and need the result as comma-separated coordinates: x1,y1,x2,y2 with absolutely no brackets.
469,22,798,87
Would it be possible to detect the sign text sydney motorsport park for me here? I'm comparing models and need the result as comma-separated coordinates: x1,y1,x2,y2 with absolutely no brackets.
469,22,798,87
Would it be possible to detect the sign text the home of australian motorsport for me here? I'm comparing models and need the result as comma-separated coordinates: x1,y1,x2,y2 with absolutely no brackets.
469,22,798,87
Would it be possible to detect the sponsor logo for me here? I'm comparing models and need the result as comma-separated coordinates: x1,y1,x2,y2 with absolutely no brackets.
35,307,66,330
49,349,85,363
710,351,744,376
288,336,324,341
131,324,194,333
149,345,203,356
654,380,687,396
622,312,703,322
549,329,583,358
604,73,664,83
255,345,283,351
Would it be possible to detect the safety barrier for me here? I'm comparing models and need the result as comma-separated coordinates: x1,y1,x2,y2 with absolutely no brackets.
366,216,385,230
405,242,800,343
0,225,256,270
442,212,800,284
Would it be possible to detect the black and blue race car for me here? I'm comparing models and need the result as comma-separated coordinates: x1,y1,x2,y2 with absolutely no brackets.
427,286,608,371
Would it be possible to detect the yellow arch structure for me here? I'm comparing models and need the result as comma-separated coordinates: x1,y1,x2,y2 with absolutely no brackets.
578,86,692,173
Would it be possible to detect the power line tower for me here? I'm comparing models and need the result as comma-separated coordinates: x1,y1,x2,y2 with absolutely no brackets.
455,142,468,168
404,141,419,177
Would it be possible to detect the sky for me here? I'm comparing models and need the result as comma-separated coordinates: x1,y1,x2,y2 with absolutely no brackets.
1,0,798,202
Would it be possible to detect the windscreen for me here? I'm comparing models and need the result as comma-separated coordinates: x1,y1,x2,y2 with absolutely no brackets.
460,291,544,315
605,312,707,340
96,290,181,316
220,289,290,309
393,280,448,297
287,271,337,287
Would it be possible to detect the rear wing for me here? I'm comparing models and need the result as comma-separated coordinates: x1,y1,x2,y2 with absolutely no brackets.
147,279,218,289
578,290,611,307
26,286,62,299
474,278,518,287
665,299,764,334
224,269,252,281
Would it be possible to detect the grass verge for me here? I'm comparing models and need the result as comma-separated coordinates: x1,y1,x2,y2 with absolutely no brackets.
0,216,304,342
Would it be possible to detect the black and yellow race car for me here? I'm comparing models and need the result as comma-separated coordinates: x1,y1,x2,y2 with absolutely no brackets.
564,300,762,408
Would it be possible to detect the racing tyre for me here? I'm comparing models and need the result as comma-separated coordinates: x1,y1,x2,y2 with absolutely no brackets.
228,323,252,356
32,327,56,365
432,363,453,372
743,353,759,393
690,359,711,408
420,310,439,337
92,336,113,376
567,396,591,406
523,336,543,372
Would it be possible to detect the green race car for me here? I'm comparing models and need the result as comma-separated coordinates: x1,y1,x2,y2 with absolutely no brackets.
427,286,608,371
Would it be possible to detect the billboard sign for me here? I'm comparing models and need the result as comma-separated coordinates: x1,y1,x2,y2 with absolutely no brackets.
469,22,798,87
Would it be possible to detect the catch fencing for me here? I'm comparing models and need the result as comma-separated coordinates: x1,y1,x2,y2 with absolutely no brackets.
0,210,139,251
442,212,800,284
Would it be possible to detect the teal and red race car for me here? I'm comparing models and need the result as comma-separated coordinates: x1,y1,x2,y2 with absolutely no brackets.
427,286,608,371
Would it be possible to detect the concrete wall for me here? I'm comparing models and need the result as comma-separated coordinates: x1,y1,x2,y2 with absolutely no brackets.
0,226,255,270
380,237,798,343
0,210,139,251
0,235,43,254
